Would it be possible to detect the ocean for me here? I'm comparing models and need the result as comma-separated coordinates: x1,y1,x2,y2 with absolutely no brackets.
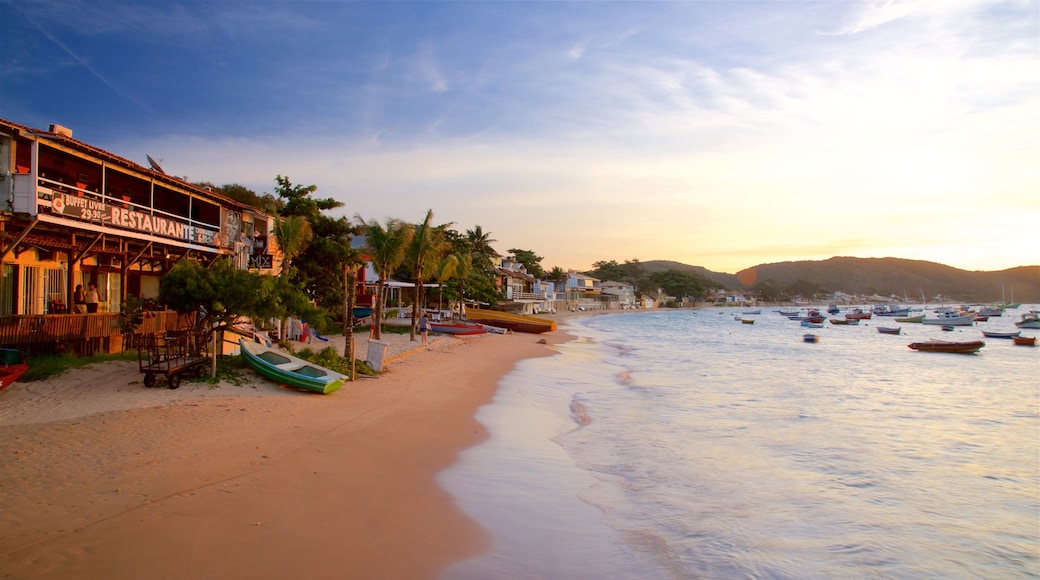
440,307,1039,579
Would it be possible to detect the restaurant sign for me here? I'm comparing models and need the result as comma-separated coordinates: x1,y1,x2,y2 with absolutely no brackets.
52,193,219,246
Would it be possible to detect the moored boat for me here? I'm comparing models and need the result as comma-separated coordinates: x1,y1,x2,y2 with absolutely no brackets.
981,331,1020,339
908,340,985,354
1014,311,1040,329
0,347,29,391
922,312,975,326
829,318,859,326
803,334,819,343
894,314,925,323
239,338,345,394
877,327,902,335
1012,336,1037,346
463,307,556,334
845,308,872,320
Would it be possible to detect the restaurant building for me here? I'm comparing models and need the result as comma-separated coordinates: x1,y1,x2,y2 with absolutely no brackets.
0,117,281,353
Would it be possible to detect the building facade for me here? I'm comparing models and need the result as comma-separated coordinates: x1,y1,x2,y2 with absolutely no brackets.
0,118,281,353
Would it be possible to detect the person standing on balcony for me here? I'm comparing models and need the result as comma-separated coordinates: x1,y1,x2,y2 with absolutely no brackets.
86,283,100,313
73,284,87,314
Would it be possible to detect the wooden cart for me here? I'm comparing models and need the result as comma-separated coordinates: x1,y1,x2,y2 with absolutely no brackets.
138,329,210,389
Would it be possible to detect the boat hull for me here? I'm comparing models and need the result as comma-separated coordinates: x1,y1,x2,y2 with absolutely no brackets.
0,347,28,391
1012,336,1037,346
922,315,975,326
894,315,925,323
430,322,487,336
239,339,345,394
908,340,985,354
463,307,556,334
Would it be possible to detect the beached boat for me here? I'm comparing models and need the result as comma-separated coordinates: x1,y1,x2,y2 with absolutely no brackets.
463,307,556,334
894,314,925,323
1014,311,1040,329
981,331,1020,339
922,312,975,326
430,321,488,336
803,334,819,343
877,327,902,335
1012,336,1037,346
0,347,29,391
908,340,985,354
239,338,345,394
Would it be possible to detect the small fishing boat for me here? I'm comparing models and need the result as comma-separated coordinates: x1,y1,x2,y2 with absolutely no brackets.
894,314,925,323
801,320,824,328
239,338,345,394
463,307,556,334
0,347,29,391
981,331,1020,339
877,327,902,335
922,312,975,326
845,309,872,320
908,340,985,354
741,318,755,325
1015,311,1040,329
829,318,859,326
742,309,761,315
430,321,488,336
803,334,819,343
1012,336,1037,346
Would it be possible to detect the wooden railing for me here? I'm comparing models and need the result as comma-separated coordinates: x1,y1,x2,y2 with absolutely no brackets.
0,311,195,356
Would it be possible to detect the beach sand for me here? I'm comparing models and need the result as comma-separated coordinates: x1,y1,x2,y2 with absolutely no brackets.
0,326,572,579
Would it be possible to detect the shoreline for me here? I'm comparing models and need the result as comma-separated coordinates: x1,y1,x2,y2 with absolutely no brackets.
0,323,584,579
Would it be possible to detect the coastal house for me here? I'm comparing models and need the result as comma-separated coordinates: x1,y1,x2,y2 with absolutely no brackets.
493,256,554,314
561,270,602,311
0,118,281,353
600,280,636,309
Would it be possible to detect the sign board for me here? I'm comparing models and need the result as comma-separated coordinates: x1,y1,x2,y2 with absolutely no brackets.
51,193,220,246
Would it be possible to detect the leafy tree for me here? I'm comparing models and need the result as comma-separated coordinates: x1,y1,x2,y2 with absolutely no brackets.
273,175,342,219
586,259,647,293
752,279,786,302
508,248,545,279
159,259,318,375
647,269,709,301
357,216,414,340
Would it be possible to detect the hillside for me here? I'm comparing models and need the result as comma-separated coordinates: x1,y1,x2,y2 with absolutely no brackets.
641,258,1039,303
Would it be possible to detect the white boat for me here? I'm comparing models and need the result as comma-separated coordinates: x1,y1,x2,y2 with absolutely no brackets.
922,312,975,326
1015,311,1040,329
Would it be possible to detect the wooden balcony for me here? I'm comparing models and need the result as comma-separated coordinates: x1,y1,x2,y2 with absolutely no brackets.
0,311,194,356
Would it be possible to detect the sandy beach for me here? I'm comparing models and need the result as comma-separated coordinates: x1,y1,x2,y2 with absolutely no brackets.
0,325,573,579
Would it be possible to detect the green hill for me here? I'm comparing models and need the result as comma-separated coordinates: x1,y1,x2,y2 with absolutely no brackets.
640,257,1039,303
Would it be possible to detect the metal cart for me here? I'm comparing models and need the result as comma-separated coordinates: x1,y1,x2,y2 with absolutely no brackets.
138,329,210,389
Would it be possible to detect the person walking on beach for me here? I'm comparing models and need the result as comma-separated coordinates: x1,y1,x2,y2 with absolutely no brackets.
418,313,430,348
73,284,87,314
85,282,100,313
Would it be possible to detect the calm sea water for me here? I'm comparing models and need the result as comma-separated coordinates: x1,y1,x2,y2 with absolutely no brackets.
441,307,1039,579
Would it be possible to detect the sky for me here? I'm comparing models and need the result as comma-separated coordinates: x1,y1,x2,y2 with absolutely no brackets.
2,0,1037,275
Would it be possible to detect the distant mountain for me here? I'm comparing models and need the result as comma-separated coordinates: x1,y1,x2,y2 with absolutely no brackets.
642,257,1039,303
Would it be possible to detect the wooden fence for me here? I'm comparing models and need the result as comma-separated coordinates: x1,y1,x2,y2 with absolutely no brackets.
0,311,195,356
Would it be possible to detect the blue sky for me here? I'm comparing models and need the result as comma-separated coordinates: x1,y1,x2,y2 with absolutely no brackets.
2,0,1037,274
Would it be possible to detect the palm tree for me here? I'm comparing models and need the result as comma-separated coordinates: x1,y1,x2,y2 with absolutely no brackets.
272,215,313,277
452,253,473,318
465,225,498,268
358,216,414,340
407,210,452,340
432,254,460,315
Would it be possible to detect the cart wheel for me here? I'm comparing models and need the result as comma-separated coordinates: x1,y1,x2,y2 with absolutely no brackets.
196,364,209,378
144,373,156,388
168,374,181,390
